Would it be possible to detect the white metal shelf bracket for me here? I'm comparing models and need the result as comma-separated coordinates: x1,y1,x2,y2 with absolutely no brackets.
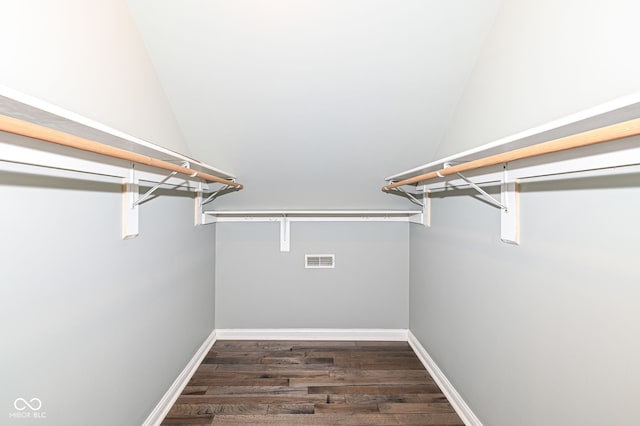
195,183,237,226
406,191,429,227
443,161,506,211
280,216,291,252
448,161,519,244
419,164,519,243
202,184,232,206
384,184,428,227
500,166,519,245
132,170,179,207
394,185,424,207
420,191,431,227
194,182,204,226
122,165,140,239
123,162,209,238
455,171,507,210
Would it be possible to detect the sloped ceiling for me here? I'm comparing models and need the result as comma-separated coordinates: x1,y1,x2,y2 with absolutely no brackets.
128,0,502,209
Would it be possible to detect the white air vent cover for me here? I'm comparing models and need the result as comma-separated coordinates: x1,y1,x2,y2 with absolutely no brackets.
305,254,335,269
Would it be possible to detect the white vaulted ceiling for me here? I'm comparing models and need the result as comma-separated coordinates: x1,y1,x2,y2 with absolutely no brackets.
128,0,503,209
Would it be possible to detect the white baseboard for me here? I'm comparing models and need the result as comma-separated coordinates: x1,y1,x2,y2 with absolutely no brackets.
407,330,482,426
142,329,217,426
214,328,408,341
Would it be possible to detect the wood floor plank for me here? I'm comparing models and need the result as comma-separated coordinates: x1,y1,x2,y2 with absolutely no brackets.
331,369,431,380
355,341,412,349
333,357,425,370
202,356,262,365
182,386,208,395
163,340,464,425
310,349,416,356
191,370,330,379
187,377,290,387
175,395,336,405
204,386,308,396
207,350,306,357
168,403,268,416
260,356,334,365
291,341,359,350
345,393,449,404
289,369,433,387
308,384,441,395
379,402,457,413
212,363,336,371
266,403,315,414
160,414,213,425
210,413,464,425
313,402,380,414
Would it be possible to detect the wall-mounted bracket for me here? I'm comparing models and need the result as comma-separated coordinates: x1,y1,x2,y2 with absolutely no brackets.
280,216,291,252
407,191,430,227
384,183,429,227
455,171,507,210
202,184,232,206
194,182,204,226
394,185,424,208
418,164,519,244
446,162,518,243
122,166,140,239
122,162,208,238
195,183,235,226
500,166,519,245
132,170,179,207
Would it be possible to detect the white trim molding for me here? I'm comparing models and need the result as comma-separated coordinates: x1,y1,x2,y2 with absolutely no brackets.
408,330,482,426
214,328,408,341
142,329,217,426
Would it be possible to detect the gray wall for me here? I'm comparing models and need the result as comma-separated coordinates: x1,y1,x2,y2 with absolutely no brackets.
410,173,640,425
435,0,640,159
216,221,409,329
0,165,215,425
0,0,189,154
0,2,213,425
408,1,640,424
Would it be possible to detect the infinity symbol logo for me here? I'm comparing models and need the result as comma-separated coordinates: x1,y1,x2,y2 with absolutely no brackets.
14,398,42,411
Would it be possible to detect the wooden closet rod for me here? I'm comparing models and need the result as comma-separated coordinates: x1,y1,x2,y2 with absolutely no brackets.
383,117,640,191
0,114,243,188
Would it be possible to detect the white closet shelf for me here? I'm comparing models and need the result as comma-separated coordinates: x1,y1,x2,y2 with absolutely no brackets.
203,210,425,252
385,92,640,184
204,210,421,216
0,85,236,181
0,86,242,239
382,92,640,245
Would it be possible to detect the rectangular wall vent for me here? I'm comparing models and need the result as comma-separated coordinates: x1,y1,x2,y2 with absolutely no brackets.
305,254,335,269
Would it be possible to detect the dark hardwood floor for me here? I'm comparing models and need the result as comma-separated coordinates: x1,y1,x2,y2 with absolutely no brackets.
161,340,464,425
